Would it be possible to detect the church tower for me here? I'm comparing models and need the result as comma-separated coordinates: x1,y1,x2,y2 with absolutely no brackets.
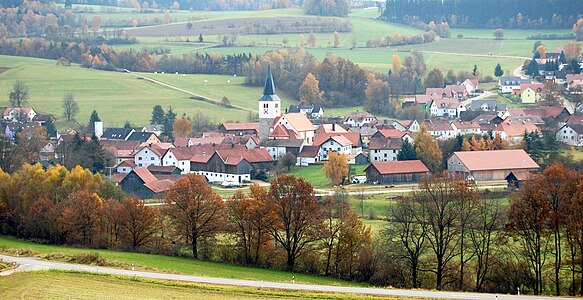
258,65,281,142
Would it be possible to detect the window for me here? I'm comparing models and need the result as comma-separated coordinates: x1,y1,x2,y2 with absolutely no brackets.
138,157,142,160
263,103,268,109
151,157,154,160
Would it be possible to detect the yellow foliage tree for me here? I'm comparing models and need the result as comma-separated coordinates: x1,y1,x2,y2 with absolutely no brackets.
536,44,547,59
392,53,402,73
173,115,193,138
323,151,349,186
299,72,324,105
414,124,443,173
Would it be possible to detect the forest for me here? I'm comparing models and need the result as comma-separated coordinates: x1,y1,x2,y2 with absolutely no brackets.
381,0,583,29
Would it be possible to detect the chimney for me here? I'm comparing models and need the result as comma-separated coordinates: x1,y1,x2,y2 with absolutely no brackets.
333,123,336,131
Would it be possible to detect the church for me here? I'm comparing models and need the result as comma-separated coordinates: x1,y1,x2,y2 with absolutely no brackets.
258,65,316,147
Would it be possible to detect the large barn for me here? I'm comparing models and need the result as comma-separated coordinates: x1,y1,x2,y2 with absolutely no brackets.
364,160,430,184
447,149,539,181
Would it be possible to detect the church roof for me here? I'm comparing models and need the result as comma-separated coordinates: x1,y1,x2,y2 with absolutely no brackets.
259,65,280,101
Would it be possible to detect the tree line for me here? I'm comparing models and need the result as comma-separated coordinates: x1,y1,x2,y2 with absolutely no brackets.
6,163,583,295
381,0,581,29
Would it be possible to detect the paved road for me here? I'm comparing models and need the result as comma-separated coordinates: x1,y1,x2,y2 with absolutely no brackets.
0,254,573,300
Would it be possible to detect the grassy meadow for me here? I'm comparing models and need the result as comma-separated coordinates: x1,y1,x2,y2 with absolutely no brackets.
0,270,410,300
0,235,358,286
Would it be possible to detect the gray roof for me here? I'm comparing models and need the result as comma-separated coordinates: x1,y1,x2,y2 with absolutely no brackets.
127,131,158,142
471,114,502,125
102,128,134,140
470,100,498,111
288,104,323,114
562,123,583,135
499,76,531,86
264,139,304,148
348,126,378,136
507,115,545,125
258,65,280,101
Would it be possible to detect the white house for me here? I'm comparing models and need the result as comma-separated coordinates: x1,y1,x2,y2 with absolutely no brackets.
264,139,304,160
161,147,199,174
424,120,456,140
429,98,466,118
317,135,353,161
116,160,135,174
271,113,316,145
368,137,402,162
134,143,173,168
3,107,37,122
343,111,377,127
461,79,479,94
499,76,531,94
556,123,583,146
451,121,482,136
288,104,324,119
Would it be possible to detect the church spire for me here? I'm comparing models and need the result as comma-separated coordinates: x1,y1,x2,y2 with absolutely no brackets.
259,65,280,101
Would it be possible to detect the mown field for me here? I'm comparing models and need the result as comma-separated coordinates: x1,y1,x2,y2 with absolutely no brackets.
0,270,410,300
0,235,357,286
0,56,283,128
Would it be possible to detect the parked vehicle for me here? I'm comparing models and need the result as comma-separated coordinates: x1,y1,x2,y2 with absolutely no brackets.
351,176,367,184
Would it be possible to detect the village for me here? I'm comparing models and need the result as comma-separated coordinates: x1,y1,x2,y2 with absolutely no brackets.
3,54,583,199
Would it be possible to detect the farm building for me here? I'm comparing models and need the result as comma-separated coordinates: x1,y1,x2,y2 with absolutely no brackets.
447,150,539,181
364,160,430,184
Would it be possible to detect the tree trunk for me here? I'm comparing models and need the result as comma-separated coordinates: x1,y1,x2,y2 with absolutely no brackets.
286,252,295,271
325,245,333,276
555,229,561,295
436,255,443,290
191,230,198,259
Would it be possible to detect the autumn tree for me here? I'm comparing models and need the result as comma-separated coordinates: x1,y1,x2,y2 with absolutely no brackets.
424,68,444,88
507,178,552,295
278,152,296,172
91,15,102,31
58,190,103,246
165,174,225,258
118,197,158,251
364,74,390,115
323,151,349,186
336,212,372,279
574,17,583,41
268,175,323,270
62,92,79,121
392,53,402,73
172,114,192,138
414,124,443,173
320,195,349,276
564,42,581,60
333,32,340,48
9,80,29,108
541,81,563,107
536,44,547,59
299,73,324,106
308,31,316,47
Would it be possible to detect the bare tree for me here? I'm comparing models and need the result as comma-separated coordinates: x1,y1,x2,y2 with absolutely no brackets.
9,80,29,108
62,92,79,121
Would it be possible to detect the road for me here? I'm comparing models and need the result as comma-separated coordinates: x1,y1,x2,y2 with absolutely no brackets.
0,254,573,300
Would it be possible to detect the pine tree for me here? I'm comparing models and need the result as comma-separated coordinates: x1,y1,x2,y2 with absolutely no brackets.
397,139,417,160
494,63,503,77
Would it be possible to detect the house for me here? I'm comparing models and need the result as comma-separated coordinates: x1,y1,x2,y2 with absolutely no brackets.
3,107,36,122
494,120,540,144
471,114,504,126
426,85,468,100
133,143,174,168
119,167,175,199
32,114,55,125
264,139,304,160
505,171,532,189
372,129,414,144
315,123,347,134
428,98,466,118
101,128,135,140
147,165,182,175
451,121,481,136
161,147,201,174
391,120,420,132
116,160,136,174
556,123,583,146
270,113,316,145
288,104,324,119
127,131,161,145
354,152,369,165
348,126,378,147
461,79,479,94
296,145,320,166
316,135,353,161
219,122,259,136
343,111,377,127
513,83,545,104
470,100,506,112
101,140,142,165
567,74,583,93
365,160,430,184
142,124,164,136
3,122,40,140
499,76,531,93
447,149,539,181
368,137,402,162
424,119,456,140
191,148,275,183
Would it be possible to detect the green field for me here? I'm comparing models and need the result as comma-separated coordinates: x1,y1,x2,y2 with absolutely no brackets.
0,270,408,300
0,56,278,128
0,235,357,286
288,164,367,189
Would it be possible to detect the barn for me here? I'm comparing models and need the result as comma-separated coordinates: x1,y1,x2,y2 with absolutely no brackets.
364,160,430,184
447,150,539,181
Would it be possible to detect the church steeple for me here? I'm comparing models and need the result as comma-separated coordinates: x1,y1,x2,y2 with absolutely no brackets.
259,65,280,101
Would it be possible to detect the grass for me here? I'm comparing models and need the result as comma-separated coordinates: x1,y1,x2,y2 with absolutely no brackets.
287,164,368,189
0,55,255,128
0,235,356,286
0,270,411,300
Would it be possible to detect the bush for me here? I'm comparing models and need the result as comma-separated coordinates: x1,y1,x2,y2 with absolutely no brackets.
457,34,464,39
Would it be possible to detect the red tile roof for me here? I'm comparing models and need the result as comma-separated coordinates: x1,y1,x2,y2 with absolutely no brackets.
452,150,539,171
366,160,430,175
314,132,360,146
144,179,175,193
132,167,158,184
220,122,259,131
315,124,348,133
281,113,316,132
116,160,136,168
298,145,320,157
368,137,402,150
495,120,539,137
